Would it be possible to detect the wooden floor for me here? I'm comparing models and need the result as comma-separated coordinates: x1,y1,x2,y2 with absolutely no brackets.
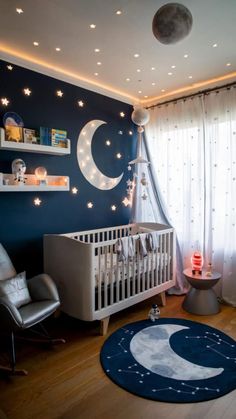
0,295,236,419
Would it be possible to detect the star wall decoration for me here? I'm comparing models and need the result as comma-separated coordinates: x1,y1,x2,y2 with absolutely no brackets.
56,90,63,97
1,97,10,106
23,88,32,96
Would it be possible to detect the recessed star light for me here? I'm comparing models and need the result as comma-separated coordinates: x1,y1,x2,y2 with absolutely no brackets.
125,78,130,82
94,48,100,53
97,61,102,66
168,72,173,76
120,112,125,118
116,10,122,15
33,41,39,46
34,197,41,206
137,69,141,73
55,47,61,52
184,54,188,58
116,153,122,159
161,89,166,92
1,97,10,106
151,67,156,71
171,65,176,69
212,43,218,48
87,201,93,208
134,54,140,58
7,65,13,70
111,205,117,211
16,8,23,14
152,82,156,86
90,24,96,29
23,88,31,96
128,131,133,135
56,90,63,97
144,95,148,98
105,140,111,146
188,75,193,79
138,90,142,94
71,187,78,194
94,72,99,76
226,62,231,67
78,100,84,107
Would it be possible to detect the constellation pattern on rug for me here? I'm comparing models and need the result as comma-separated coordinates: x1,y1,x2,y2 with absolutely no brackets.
186,331,236,362
152,382,220,395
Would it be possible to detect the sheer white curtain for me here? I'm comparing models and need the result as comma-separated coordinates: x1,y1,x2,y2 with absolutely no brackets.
142,86,236,306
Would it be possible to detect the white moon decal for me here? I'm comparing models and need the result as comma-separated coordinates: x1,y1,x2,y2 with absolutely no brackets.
77,120,123,190
130,324,224,380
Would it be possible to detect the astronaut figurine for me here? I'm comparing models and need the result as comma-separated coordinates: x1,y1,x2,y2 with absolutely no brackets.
12,159,27,186
148,304,160,322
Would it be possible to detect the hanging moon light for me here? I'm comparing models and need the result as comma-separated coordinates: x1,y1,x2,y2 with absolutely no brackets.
152,2,193,45
131,106,150,127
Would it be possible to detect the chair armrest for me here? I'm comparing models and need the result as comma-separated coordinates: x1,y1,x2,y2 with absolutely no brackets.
27,273,60,302
0,300,23,331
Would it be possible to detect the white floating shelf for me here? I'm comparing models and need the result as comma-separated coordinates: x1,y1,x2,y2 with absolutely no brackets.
0,174,70,192
0,127,71,155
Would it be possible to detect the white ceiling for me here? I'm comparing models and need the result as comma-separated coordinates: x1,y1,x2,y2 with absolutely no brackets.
0,0,236,105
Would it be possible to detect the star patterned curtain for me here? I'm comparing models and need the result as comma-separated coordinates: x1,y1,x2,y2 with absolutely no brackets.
140,86,236,305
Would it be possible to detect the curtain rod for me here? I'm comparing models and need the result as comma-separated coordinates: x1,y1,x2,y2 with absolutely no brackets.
146,81,236,109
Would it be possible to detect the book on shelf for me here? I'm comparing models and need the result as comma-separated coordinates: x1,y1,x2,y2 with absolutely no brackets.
5,126,23,142
51,128,67,148
40,127,51,146
23,128,39,144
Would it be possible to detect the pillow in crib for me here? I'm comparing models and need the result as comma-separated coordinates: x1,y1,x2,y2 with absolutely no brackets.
0,271,32,308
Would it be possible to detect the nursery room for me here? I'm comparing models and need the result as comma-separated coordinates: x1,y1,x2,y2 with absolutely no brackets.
0,0,235,418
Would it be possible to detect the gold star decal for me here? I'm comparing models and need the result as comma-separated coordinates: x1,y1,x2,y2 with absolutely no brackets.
78,100,84,107
7,65,13,71
57,90,63,97
24,88,32,96
1,97,10,106
34,198,42,206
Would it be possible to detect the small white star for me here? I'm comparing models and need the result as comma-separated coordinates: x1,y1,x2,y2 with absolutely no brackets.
71,187,78,194
7,65,13,71
120,112,125,118
122,197,131,207
127,165,132,171
78,100,84,107
24,88,31,96
87,201,93,208
57,90,63,97
1,97,9,106
116,153,122,159
105,140,111,146
111,205,117,211
16,8,23,14
34,198,42,206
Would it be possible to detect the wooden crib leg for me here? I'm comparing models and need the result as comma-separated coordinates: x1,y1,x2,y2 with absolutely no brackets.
159,291,166,306
100,316,110,336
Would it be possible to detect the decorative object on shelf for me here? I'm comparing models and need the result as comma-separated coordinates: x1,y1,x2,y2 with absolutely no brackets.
77,119,123,190
3,111,24,128
11,158,26,186
0,173,69,192
152,3,193,45
35,166,48,185
191,244,204,275
5,126,23,143
51,128,67,148
148,304,160,322
206,262,213,277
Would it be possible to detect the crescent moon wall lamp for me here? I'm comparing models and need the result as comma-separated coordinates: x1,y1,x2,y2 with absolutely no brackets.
77,120,123,190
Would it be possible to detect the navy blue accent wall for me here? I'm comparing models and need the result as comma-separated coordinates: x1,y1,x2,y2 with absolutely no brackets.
0,59,136,276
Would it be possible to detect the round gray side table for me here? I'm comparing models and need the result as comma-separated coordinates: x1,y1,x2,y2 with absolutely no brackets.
182,268,221,315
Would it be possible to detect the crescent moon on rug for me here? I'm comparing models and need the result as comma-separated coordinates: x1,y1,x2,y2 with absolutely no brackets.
130,324,224,380
77,119,123,190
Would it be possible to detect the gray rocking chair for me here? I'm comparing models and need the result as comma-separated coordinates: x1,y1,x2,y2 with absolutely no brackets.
0,243,65,375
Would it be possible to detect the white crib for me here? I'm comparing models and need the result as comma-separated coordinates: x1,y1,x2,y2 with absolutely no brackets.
44,222,176,334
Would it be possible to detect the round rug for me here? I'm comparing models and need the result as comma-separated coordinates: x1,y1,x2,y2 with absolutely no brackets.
100,318,236,403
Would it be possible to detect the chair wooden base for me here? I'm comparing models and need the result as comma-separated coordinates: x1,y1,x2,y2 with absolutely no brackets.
0,365,28,376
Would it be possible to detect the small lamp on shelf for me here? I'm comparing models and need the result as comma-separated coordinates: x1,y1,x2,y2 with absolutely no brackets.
191,249,204,276
35,166,47,185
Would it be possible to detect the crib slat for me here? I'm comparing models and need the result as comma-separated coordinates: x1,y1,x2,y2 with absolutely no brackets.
137,241,140,294
167,232,170,282
159,235,163,285
104,245,108,308
163,233,167,284
151,249,154,288
121,260,125,301
98,246,102,310
132,244,136,296
110,245,114,305
127,256,130,299
116,253,120,303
